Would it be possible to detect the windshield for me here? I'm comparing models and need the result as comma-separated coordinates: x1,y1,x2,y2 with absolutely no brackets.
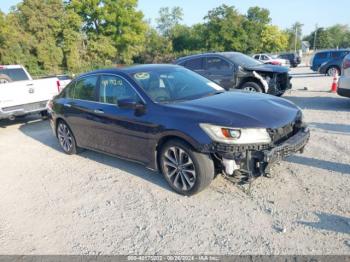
223,53,263,67
130,67,224,103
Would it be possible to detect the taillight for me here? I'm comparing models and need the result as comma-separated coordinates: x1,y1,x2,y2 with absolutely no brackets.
343,59,350,70
56,80,61,93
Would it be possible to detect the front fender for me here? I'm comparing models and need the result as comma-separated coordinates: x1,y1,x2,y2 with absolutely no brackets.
252,71,269,92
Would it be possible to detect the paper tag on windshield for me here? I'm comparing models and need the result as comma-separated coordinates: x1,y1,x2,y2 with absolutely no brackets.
207,82,224,91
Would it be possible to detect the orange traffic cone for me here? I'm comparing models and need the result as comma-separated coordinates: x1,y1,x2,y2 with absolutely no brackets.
330,72,338,93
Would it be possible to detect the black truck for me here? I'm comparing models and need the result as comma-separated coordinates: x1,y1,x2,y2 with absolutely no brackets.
175,52,292,96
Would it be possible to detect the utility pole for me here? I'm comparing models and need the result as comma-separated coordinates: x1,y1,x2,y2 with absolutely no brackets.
313,24,318,51
294,26,298,53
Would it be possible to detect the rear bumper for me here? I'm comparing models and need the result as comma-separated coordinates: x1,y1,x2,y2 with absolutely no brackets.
0,101,48,120
338,77,350,97
337,88,350,98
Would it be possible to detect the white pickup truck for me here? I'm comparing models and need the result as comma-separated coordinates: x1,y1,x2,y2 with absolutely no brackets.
0,65,70,120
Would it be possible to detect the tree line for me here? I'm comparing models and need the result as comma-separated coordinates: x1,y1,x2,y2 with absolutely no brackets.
0,0,349,76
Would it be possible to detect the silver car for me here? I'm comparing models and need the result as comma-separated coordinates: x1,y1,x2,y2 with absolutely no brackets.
338,53,350,97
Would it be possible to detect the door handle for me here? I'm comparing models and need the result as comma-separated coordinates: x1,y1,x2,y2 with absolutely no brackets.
93,109,104,114
64,103,72,108
26,83,34,86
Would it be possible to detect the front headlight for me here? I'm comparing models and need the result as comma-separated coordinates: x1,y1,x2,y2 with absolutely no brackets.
199,123,271,144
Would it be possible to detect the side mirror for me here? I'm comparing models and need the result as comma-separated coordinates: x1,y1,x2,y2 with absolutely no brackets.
117,98,146,114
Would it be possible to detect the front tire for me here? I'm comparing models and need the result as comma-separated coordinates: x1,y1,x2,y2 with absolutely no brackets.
241,82,263,93
159,139,214,196
57,120,78,155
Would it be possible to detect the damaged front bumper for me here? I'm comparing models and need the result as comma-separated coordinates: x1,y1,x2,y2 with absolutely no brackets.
207,127,310,183
267,73,292,96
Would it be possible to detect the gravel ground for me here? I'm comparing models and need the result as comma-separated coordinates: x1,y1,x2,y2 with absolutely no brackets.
0,67,349,255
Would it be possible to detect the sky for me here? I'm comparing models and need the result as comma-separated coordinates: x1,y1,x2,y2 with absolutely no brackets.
1,0,349,35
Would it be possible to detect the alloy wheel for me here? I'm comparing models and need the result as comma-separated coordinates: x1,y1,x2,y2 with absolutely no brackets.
162,146,196,191
57,122,73,152
243,86,258,92
327,67,339,76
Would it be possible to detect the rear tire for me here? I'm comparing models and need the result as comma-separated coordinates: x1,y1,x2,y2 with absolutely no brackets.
241,82,263,93
326,66,340,76
56,120,78,155
159,139,214,196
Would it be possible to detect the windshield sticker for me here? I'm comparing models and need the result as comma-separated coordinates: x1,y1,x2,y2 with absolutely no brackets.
207,82,224,91
134,72,150,80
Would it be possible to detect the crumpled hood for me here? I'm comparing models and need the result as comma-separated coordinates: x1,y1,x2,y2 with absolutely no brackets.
245,64,289,73
167,91,300,129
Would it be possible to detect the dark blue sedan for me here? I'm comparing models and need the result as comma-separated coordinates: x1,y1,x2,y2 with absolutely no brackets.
48,64,310,195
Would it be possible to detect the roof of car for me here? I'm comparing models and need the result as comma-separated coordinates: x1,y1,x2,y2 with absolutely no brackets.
315,48,350,54
175,52,242,62
78,64,181,78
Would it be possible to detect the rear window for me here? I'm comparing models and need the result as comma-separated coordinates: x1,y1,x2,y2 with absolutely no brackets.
0,68,29,82
57,75,71,81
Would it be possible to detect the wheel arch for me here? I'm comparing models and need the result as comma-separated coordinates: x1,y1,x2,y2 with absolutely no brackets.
54,117,67,137
238,77,265,92
153,133,202,171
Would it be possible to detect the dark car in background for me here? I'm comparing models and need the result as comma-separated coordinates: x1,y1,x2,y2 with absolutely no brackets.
318,57,344,76
278,53,301,68
48,64,309,196
310,49,350,72
174,52,292,96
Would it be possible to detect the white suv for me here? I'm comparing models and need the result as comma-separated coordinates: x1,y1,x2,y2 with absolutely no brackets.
338,54,350,98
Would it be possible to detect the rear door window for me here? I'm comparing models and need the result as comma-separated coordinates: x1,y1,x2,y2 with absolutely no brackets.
316,52,328,59
184,58,203,71
0,68,29,82
206,57,231,71
74,76,99,101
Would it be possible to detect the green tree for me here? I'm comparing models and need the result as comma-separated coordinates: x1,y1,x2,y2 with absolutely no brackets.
68,0,146,64
305,24,350,50
0,9,41,74
61,8,86,73
243,6,271,53
247,6,271,24
11,0,65,74
170,24,206,52
260,25,288,52
204,5,247,52
156,6,183,37
134,26,173,63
